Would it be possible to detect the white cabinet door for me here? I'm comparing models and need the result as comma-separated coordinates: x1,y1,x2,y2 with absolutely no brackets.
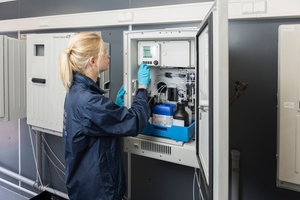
278,24,300,192
0,36,26,122
27,33,75,134
195,2,229,199
0,36,4,119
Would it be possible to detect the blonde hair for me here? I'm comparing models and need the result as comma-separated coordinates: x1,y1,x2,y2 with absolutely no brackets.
59,32,105,91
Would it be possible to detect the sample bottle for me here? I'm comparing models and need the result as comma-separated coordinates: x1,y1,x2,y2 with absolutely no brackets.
173,102,189,127
152,102,176,127
183,100,192,125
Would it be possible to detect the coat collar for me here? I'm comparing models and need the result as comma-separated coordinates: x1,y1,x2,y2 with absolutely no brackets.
73,72,106,95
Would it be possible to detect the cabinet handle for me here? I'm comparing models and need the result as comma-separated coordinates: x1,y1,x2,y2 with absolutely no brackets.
31,78,46,84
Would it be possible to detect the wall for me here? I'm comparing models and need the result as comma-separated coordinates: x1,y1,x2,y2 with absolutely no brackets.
0,0,300,200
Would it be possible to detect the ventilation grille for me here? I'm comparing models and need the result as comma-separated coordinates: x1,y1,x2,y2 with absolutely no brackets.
141,141,171,155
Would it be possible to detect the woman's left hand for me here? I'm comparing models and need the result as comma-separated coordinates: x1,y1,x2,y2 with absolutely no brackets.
115,85,126,107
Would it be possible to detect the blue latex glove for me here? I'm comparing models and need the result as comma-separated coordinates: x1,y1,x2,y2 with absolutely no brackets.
137,62,150,89
115,85,126,107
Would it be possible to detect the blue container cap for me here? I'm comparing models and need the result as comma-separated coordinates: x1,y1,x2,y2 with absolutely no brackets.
153,102,176,116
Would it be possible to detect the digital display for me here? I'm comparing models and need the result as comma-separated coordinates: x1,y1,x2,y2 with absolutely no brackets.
143,46,157,58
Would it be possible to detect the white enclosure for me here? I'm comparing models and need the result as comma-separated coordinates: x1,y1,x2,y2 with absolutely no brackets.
26,33,75,135
0,35,26,122
277,24,300,192
26,32,110,135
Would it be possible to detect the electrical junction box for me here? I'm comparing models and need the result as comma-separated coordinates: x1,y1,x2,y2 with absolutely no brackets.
0,35,26,122
138,40,192,68
26,33,110,136
26,33,76,136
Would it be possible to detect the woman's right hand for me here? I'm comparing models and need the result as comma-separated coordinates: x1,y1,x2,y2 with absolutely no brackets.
137,62,150,89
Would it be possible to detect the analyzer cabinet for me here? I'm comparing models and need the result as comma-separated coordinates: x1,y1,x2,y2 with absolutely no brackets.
123,29,199,168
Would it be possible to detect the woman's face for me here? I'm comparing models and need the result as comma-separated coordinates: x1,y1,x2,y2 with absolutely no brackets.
97,45,110,74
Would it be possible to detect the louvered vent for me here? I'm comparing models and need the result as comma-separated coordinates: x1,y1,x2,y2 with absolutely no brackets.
141,141,171,155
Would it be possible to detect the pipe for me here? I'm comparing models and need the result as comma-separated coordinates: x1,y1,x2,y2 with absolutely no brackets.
231,150,241,200
44,186,69,199
0,166,36,187
36,131,42,185
18,119,21,187
127,153,131,200
0,166,69,199
0,178,37,196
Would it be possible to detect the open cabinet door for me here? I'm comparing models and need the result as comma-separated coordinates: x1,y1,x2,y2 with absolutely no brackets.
0,36,4,118
0,35,26,122
195,1,228,200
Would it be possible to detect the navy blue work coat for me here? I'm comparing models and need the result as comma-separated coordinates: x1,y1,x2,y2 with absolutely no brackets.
63,72,151,200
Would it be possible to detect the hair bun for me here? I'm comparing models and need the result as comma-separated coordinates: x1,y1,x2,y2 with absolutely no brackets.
65,48,72,55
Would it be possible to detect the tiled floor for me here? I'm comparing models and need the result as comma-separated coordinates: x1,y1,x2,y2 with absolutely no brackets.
0,185,29,200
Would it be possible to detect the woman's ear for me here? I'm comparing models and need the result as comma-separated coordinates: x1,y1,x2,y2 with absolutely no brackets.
88,56,95,66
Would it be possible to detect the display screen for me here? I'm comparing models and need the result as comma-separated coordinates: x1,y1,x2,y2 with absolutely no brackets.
143,45,157,58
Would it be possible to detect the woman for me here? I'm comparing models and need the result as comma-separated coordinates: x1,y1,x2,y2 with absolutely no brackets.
59,32,151,200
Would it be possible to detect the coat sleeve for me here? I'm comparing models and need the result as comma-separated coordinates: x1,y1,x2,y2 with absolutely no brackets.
81,89,151,137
